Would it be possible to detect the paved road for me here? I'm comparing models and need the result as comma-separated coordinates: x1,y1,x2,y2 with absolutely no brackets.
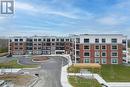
19,56,68,87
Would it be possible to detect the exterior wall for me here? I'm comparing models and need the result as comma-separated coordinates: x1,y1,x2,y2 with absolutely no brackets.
9,34,127,64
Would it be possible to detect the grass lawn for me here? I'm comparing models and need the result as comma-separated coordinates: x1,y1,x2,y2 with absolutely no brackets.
68,76,101,87
100,64,130,82
68,64,130,82
0,60,38,68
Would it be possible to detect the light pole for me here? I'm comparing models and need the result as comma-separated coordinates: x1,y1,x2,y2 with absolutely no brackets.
74,38,76,64
126,36,128,63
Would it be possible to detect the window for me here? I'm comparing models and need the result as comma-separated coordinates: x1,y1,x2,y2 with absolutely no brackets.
84,59,90,63
111,58,118,64
57,39,59,41
84,45,89,50
112,45,117,50
95,51,100,57
122,40,126,44
19,48,23,50
61,39,64,42
15,43,18,45
95,45,100,50
19,43,23,45
43,39,46,41
38,44,41,45
34,47,37,50
15,39,18,42
102,45,106,50
52,43,55,45
56,43,59,45
76,44,80,49
102,52,106,57
34,44,37,45
84,38,89,43
38,39,41,41
102,38,106,43
95,58,100,63
102,58,106,64
52,39,55,41
46,43,51,46
112,52,118,57
47,39,50,42
95,38,99,43
76,38,80,43
15,47,18,49
38,47,41,49
20,39,23,41
66,39,69,41
111,38,117,43
34,39,37,41
84,52,90,57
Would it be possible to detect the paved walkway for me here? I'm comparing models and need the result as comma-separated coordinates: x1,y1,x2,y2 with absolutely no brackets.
60,55,73,87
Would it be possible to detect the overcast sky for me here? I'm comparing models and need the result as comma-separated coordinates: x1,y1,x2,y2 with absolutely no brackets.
0,0,130,38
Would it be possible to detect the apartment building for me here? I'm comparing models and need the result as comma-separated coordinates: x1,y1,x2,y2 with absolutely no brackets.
8,34,128,64
9,36,73,55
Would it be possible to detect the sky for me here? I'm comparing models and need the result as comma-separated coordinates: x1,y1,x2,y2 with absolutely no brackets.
0,0,130,37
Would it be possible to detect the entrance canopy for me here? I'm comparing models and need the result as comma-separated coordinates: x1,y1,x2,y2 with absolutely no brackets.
73,63,101,69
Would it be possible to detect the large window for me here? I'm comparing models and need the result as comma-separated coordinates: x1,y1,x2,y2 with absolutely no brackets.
84,38,89,43
102,52,106,57
19,43,23,45
84,59,90,63
102,45,106,50
61,39,64,42
111,58,118,64
84,52,90,57
102,38,106,43
111,38,117,43
57,39,59,41
95,38,99,43
76,38,80,43
43,39,46,41
112,45,118,50
20,39,23,41
102,58,106,64
66,39,69,41
34,39,37,41
95,45,100,50
15,43,18,45
47,39,50,42
95,58,100,63
38,39,41,41
95,51,100,57
84,45,89,50
15,39,18,42
112,52,118,57
52,39,55,41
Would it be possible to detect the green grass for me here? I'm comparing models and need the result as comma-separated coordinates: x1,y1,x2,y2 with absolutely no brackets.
68,64,130,82
100,64,130,82
0,48,8,53
0,60,38,68
68,76,101,87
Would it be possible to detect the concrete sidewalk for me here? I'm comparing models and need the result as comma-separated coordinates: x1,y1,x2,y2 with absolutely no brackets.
60,55,73,87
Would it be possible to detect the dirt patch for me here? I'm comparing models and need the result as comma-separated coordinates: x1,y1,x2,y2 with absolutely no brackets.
0,73,34,86
33,56,49,62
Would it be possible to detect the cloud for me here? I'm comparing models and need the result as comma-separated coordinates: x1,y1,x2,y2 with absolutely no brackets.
15,2,37,12
97,15,127,26
15,1,93,19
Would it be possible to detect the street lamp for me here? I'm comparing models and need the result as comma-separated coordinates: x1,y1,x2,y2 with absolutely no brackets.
74,38,76,64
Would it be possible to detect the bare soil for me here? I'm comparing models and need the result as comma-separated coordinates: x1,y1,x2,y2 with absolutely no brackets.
33,56,49,61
